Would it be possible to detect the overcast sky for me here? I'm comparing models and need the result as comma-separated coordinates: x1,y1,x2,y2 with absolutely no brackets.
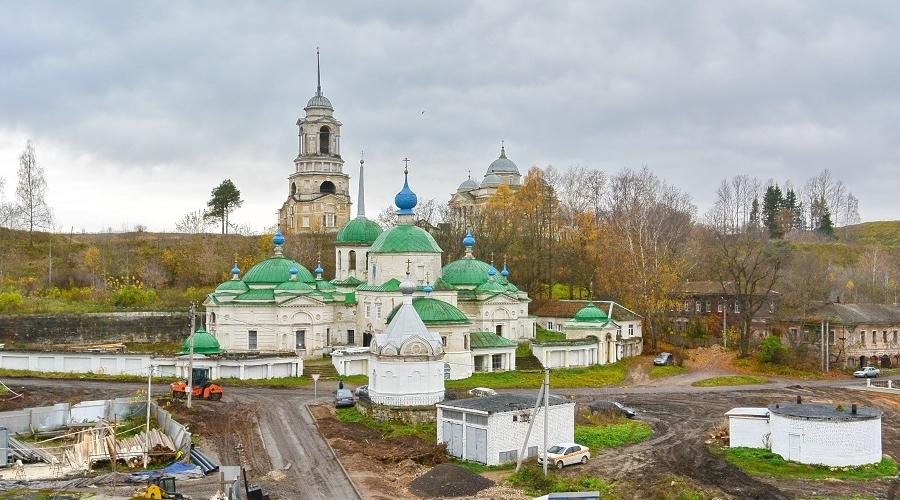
1,1,898,232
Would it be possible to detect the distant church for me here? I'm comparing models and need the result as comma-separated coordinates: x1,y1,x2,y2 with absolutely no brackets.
448,142,523,222
278,51,352,233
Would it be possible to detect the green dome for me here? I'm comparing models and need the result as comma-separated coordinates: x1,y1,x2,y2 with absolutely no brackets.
441,258,492,286
180,327,222,355
476,279,507,295
386,297,470,325
572,302,609,323
315,279,337,292
336,217,383,245
369,224,442,254
215,280,249,293
243,257,314,284
274,280,314,294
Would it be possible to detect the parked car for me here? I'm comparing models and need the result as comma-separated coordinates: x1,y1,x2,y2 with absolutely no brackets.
854,366,880,378
354,385,368,397
590,400,636,419
653,352,674,366
468,387,498,397
538,442,591,469
334,388,355,408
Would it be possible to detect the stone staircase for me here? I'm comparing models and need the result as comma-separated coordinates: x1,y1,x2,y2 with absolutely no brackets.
304,358,339,378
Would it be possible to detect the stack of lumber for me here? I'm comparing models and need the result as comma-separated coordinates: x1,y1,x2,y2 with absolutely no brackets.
8,436,55,463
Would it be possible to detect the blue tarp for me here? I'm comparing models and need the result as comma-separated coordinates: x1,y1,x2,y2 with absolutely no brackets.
128,461,204,482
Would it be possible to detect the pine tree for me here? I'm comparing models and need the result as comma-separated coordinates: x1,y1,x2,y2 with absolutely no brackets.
205,179,243,234
782,189,797,232
818,206,834,238
749,197,760,229
762,185,784,238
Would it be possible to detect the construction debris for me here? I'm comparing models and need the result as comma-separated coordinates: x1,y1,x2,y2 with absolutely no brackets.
8,436,55,463
190,447,219,474
65,424,176,470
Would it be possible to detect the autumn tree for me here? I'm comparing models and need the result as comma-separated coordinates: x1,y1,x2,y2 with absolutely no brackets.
205,179,243,234
15,140,53,245
83,246,103,287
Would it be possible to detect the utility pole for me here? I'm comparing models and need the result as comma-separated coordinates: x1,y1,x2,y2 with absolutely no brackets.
515,378,545,473
721,296,727,348
187,303,196,409
143,364,153,468
48,233,52,287
820,319,825,372
543,368,549,477
825,320,830,372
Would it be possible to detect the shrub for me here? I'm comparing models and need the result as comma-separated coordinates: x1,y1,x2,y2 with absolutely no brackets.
757,335,788,364
111,284,158,308
0,290,25,313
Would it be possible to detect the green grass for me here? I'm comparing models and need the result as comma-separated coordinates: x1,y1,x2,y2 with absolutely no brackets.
691,375,769,387
0,368,178,384
649,364,689,379
445,361,627,390
451,459,516,473
732,357,824,380
723,447,898,480
838,220,900,246
649,476,709,500
516,342,532,357
507,463,616,497
574,419,653,449
334,406,435,440
535,326,566,343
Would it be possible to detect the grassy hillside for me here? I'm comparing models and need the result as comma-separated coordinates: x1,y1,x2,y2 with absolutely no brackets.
837,220,900,246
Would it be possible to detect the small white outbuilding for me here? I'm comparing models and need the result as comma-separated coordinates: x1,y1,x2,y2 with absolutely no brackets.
436,394,575,466
726,401,883,467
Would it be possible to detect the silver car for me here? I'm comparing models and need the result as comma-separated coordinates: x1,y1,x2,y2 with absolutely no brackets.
853,366,880,378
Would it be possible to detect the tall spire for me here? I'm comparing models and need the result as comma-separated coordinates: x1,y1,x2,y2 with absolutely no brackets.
316,46,322,96
357,152,366,218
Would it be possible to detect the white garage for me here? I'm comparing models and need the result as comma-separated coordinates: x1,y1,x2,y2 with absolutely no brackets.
436,393,575,466
725,407,770,448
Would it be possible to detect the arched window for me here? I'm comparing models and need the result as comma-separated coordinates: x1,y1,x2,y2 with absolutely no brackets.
319,181,336,194
319,126,330,154
337,251,342,272
348,250,357,271
290,182,297,196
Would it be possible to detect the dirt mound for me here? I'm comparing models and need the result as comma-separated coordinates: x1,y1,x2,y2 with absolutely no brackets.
408,464,494,498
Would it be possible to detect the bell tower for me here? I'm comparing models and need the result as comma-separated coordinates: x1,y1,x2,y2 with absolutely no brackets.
279,48,351,233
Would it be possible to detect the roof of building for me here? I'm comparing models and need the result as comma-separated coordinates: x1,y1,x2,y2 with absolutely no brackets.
481,173,502,187
274,280,315,293
806,303,900,325
335,217,383,245
369,224,442,254
570,302,609,323
767,402,882,421
371,277,444,357
442,258,493,286
725,407,770,418
180,327,222,355
331,276,366,287
306,94,333,109
438,393,572,415
469,331,518,349
531,300,641,321
242,257,315,285
678,280,781,296
385,297,470,325
215,280,249,293
357,278,402,292
485,145,520,175
458,178,480,191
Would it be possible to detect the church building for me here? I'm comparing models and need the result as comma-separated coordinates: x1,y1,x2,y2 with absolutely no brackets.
449,143,523,223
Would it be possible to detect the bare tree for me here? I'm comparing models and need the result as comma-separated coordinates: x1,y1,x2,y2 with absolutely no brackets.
0,176,15,228
175,209,213,234
803,169,859,229
15,140,53,245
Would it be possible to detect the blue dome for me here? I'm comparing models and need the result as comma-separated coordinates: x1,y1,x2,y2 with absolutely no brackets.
488,266,497,277
273,231,285,246
289,265,299,276
394,171,418,215
501,263,510,277
463,231,475,248
315,263,324,274
231,263,240,275
423,283,434,294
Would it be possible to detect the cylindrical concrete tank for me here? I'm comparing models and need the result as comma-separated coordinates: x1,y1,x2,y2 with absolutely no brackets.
768,402,882,466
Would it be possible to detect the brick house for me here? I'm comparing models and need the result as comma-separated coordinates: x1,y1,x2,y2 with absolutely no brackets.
668,281,780,339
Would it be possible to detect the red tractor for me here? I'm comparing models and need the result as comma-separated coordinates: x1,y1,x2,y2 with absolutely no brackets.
170,369,223,401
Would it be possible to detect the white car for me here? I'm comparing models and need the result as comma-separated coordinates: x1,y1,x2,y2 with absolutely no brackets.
537,442,591,469
854,366,880,378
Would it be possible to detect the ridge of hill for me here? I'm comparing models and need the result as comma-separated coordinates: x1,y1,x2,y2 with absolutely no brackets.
836,220,900,246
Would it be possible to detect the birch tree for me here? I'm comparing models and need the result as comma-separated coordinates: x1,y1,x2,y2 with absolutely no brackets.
15,140,53,245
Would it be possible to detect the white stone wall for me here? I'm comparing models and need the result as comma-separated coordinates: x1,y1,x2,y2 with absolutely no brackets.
436,402,575,466
335,245,370,281
368,252,442,285
532,343,601,368
769,413,882,466
368,356,445,406
207,300,334,358
458,300,534,342
331,349,370,376
728,415,771,449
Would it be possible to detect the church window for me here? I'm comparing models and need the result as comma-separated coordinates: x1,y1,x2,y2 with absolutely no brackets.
295,330,306,350
248,330,258,351
376,303,382,319
348,250,357,271
695,301,701,312
337,251,342,272
290,182,297,196
441,336,447,346
628,324,634,336
302,216,310,228
347,330,355,344
320,181,336,195
495,325,503,336
705,301,711,313
365,304,371,318
319,126,330,154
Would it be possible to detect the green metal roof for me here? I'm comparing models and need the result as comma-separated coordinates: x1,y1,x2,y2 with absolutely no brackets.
180,327,222,355
470,331,518,349
274,280,314,293
242,257,314,284
343,291,357,304
571,302,609,323
335,217,383,245
385,297,470,325
369,224,442,254
357,278,402,292
315,279,337,292
234,289,276,302
441,258,492,286
215,280,249,293
433,277,457,291
331,276,365,287
476,279,507,295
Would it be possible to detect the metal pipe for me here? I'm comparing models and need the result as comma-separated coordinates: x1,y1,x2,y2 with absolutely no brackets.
543,368,549,477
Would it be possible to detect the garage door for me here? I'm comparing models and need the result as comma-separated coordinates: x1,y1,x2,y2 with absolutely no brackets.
465,426,487,464
547,351,564,368
442,421,464,458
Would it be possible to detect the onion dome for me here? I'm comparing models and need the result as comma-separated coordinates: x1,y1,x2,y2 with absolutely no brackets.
369,224,442,253
231,262,241,279
289,265,299,279
315,262,324,276
441,258,492,286
488,264,497,277
481,173,502,187
501,263,510,278
273,230,285,246
458,174,480,192
335,217,383,245
180,327,222,355
485,144,520,175
394,168,418,215
571,302,610,323
386,297,470,325
243,257,315,284
463,231,476,248
423,282,433,294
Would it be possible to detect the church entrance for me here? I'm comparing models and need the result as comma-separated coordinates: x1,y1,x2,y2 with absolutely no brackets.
363,332,373,347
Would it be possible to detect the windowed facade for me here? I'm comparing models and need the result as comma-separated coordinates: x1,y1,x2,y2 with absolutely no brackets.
347,330,354,345
705,301,711,313
319,126,330,154
348,250,357,271
295,330,306,350
695,301,702,312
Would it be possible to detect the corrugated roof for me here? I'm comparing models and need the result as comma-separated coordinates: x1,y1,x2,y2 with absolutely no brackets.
768,402,882,420
531,300,641,321
678,281,781,296
470,331,518,349
808,303,900,325
437,393,571,414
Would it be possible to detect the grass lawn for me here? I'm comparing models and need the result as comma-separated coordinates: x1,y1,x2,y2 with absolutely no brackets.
334,406,435,440
452,459,516,474
445,361,627,390
732,357,825,380
575,419,653,449
691,375,769,387
535,327,566,343
508,463,616,497
649,364,689,379
723,447,898,480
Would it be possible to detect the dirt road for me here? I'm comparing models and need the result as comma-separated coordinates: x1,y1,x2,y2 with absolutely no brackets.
1,378,358,500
